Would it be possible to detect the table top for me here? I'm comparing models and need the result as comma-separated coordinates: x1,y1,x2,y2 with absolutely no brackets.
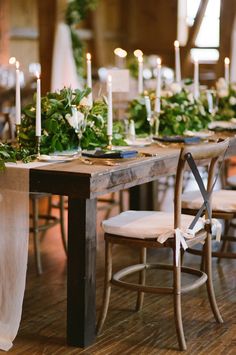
30,136,236,199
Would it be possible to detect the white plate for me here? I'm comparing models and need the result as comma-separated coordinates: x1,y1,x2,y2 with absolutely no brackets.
125,138,151,147
208,120,236,131
184,130,213,139
37,155,74,162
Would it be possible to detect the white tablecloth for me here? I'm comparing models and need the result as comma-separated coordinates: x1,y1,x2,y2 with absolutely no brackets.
0,161,51,350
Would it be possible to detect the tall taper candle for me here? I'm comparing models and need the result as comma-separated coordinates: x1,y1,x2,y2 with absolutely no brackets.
15,61,21,125
174,40,181,84
107,75,113,136
138,55,143,94
36,73,41,137
86,53,93,107
155,57,162,112
224,57,230,85
193,59,199,99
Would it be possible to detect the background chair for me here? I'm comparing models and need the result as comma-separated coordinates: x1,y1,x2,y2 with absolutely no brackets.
97,139,228,351
182,157,236,261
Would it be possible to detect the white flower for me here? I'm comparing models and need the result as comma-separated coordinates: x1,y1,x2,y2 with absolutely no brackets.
77,111,85,123
80,96,89,106
216,77,228,90
187,93,194,103
199,105,206,115
161,90,173,97
229,96,236,106
169,82,182,94
218,88,229,98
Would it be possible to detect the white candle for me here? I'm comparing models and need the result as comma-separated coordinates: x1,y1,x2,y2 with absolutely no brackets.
138,55,143,94
107,75,113,136
193,59,199,99
224,57,230,85
155,57,162,112
36,73,41,137
15,61,21,125
206,90,213,113
174,40,181,84
86,53,93,107
144,95,151,118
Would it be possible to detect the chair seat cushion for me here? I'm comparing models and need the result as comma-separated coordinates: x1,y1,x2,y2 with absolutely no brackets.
182,189,236,212
102,210,204,240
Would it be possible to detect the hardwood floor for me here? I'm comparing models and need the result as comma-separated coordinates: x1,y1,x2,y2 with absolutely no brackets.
8,192,236,354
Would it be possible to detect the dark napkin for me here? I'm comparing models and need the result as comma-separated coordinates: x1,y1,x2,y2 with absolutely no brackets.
153,136,201,144
82,149,138,159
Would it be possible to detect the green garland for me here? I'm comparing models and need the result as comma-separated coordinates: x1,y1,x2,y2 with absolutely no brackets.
65,0,99,77
128,89,213,136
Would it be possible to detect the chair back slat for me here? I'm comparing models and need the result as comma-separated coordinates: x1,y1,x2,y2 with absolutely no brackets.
174,139,230,229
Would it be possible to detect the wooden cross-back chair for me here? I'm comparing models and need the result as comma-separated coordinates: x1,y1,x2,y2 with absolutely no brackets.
97,139,229,351
182,153,236,262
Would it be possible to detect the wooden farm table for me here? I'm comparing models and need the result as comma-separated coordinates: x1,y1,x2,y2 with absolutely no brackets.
29,136,236,348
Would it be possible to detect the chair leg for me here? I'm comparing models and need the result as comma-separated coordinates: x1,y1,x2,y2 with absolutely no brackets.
204,232,223,323
59,196,67,255
97,240,113,335
136,247,147,311
173,249,186,351
32,198,43,275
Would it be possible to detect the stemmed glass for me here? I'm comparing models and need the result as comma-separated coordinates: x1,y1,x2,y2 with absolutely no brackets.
147,111,160,140
71,105,87,156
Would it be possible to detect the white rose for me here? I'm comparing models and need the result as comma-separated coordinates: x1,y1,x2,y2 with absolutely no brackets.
169,82,182,94
229,96,236,105
218,88,229,98
161,90,173,97
216,77,228,90
187,93,194,103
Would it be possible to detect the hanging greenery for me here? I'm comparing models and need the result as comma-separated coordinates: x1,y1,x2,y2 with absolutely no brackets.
65,0,99,77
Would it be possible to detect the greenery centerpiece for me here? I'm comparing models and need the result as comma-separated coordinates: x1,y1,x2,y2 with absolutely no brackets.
214,78,236,121
128,84,213,136
0,87,125,170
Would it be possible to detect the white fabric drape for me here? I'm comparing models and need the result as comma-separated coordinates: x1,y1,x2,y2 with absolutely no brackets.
0,165,29,350
51,22,82,91
0,161,52,351
230,15,236,82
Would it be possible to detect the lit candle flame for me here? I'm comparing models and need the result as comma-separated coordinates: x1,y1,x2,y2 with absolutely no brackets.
86,53,91,61
114,48,127,58
134,49,143,58
174,40,179,48
9,57,16,65
36,72,40,79
224,57,230,65
16,61,20,69
157,57,162,66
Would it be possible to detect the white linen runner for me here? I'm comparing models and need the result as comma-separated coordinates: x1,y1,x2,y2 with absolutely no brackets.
0,161,51,350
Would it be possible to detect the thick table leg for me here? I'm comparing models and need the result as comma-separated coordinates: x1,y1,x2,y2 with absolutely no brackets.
67,197,97,347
